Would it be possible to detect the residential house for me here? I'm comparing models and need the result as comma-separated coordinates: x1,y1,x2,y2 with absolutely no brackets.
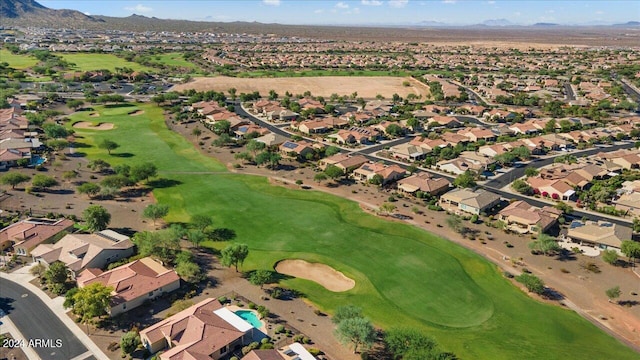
295,120,330,135
333,127,380,145
140,298,258,360
409,137,448,152
509,122,540,135
76,257,180,316
254,133,288,147
279,140,315,159
526,177,577,200
389,143,429,161
427,116,462,129
241,343,316,360
614,192,640,218
498,201,560,234
397,173,451,196
0,218,74,254
478,143,512,158
233,124,270,139
352,163,406,185
565,221,633,252
439,188,501,215
457,127,497,142
31,230,135,275
439,132,469,147
318,154,368,173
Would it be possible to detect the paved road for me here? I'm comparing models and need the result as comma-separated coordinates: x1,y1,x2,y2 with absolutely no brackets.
620,79,640,113
564,82,576,101
233,101,293,138
0,278,88,360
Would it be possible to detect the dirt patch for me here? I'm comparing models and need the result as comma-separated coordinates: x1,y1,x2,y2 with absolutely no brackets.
128,110,145,116
275,259,355,292
72,121,114,130
172,76,430,99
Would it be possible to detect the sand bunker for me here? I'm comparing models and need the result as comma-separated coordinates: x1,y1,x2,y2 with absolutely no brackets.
72,121,114,130
89,112,100,117
129,110,145,116
275,259,355,292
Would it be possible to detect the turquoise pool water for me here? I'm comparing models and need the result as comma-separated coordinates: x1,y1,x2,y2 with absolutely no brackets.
234,310,263,328
30,155,46,166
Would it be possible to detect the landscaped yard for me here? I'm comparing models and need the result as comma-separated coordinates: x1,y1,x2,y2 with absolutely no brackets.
0,49,38,69
58,53,154,73
152,53,198,69
68,103,639,360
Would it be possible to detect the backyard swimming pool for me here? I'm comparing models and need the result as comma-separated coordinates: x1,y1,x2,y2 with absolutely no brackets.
234,310,263,329
30,155,46,166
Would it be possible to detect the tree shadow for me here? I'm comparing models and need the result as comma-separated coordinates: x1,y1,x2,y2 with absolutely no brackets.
209,228,236,241
109,227,137,237
68,152,87,158
104,103,134,109
110,152,135,158
555,249,578,262
70,142,92,148
46,189,75,195
0,296,15,315
543,288,565,301
618,300,640,307
147,178,183,189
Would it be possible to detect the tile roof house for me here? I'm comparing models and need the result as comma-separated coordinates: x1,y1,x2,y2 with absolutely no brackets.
279,140,315,159
0,218,74,255
526,177,577,200
427,116,462,129
241,343,316,360
140,298,258,360
439,188,501,215
31,230,135,275
389,143,429,161
498,201,560,234
396,172,451,196
352,163,406,185
566,221,632,251
255,133,289,147
77,257,180,316
318,154,368,173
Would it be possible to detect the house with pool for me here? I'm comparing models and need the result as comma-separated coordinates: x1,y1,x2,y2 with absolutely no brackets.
140,298,266,360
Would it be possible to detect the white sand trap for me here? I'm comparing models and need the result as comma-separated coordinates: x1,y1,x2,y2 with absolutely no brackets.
275,259,355,292
72,121,115,130
129,110,145,116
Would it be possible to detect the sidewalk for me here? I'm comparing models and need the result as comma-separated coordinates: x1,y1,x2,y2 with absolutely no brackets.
0,264,109,360
0,312,40,360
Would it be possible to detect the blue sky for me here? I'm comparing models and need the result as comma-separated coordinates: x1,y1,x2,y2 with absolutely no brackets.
38,1,639,25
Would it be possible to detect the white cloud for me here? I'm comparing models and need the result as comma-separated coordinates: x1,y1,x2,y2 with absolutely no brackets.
546,9,555,14
595,10,604,15
314,9,324,14
388,0,408,8
514,11,521,17
84,12,91,15
262,0,281,6
336,2,349,9
362,0,383,5
487,1,496,4
442,0,457,4
124,4,152,13
352,7,361,14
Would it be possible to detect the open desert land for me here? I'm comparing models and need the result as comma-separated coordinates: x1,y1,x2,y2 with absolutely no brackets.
172,76,431,99
63,102,639,360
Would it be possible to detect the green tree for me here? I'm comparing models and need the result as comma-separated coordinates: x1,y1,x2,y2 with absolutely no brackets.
98,139,119,155
384,328,438,359
453,171,476,188
47,139,69,151
83,205,111,232
192,127,202,141
605,286,621,303
528,234,560,256
120,331,140,356
324,164,344,181
213,120,231,135
130,162,158,183
44,261,69,289
602,249,619,265
187,229,206,249
369,174,384,186
524,167,539,177
133,230,181,264
620,240,640,264
0,172,30,189
249,270,272,289
70,282,113,333
66,99,84,111
220,243,249,272
325,146,340,157
379,202,397,215
77,182,101,199
246,139,266,155
332,305,363,325
314,172,328,183
335,317,376,354
446,215,463,233
32,174,58,191
511,179,532,195
87,159,111,173
175,260,204,283
43,123,69,139
143,204,169,227
191,214,213,232
515,273,545,295
406,118,420,131
385,123,404,137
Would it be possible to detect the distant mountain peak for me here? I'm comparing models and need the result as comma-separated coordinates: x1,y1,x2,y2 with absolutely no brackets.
1,0,103,25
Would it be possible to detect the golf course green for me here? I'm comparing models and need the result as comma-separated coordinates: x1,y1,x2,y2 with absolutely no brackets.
68,103,639,359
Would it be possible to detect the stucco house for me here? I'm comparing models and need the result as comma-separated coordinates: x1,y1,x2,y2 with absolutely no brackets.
498,201,561,234
0,217,74,255
440,188,501,215
565,221,632,252
140,298,258,360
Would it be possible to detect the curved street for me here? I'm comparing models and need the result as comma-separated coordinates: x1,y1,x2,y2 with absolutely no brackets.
0,278,89,360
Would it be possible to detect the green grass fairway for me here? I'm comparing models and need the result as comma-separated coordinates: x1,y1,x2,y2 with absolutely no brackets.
58,53,154,73
0,49,38,69
153,53,198,69
70,104,639,360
